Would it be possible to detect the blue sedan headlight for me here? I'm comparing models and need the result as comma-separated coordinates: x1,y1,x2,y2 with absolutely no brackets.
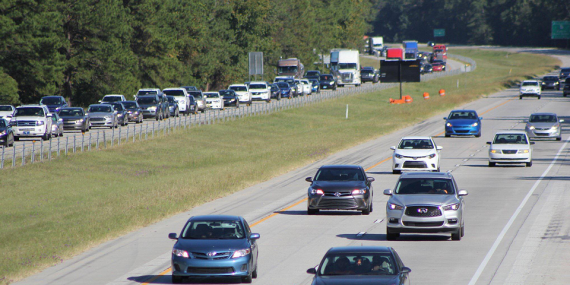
232,248,251,258
173,248,190,258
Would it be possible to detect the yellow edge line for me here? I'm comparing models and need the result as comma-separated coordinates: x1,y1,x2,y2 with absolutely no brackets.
250,198,309,228
480,99,512,116
143,267,171,285
365,157,391,171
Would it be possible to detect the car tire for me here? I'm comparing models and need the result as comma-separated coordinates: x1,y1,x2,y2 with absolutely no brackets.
392,169,401,175
475,133,481,138
60,130,64,137
242,272,253,283
362,205,370,215
307,208,319,215
172,275,183,284
3,136,8,147
489,162,496,167
451,229,461,241
436,167,440,172
445,133,450,137
386,228,399,240
461,225,465,237
538,96,541,100
252,267,258,278
519,96,522,100
526,161,532,167
556,137,561,141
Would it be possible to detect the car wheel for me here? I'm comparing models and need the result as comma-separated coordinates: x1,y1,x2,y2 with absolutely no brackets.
461,225,465,237
435,167,440,172
538,96,541,100
489,162,496,167
445,133,451,138
242,271,253,283
519,96,522,99
3,136,8,147
172,275,183,284
475,133,481,138
109,126,114,129
526,161,532,167
307,208,319,215
386,228,399,240
392,169,401,175
252,266,258,278
556,137,561,141
451,229,461,241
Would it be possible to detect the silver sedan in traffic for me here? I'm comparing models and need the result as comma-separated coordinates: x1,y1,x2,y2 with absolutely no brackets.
525,113,563,141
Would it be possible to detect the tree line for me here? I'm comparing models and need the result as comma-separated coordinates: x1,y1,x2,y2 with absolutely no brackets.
0,0,376,106
370,0,570,48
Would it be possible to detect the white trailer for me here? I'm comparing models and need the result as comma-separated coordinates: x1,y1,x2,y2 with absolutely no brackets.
369,37,384,55
330,49,361,87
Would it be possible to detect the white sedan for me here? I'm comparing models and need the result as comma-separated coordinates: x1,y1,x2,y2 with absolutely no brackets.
203,92,224,110
390,136,442,174
487,131,533,167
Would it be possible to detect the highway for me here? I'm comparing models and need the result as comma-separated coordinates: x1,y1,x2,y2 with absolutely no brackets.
14,52,570,285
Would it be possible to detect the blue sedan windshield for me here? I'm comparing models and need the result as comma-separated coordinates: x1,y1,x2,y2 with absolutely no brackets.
181,221,245,239
448,111,477,120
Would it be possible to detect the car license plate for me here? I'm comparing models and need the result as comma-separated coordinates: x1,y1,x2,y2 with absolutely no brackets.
24,131,30,135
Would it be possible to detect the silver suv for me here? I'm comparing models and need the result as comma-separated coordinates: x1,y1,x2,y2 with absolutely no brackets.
12,105,53,141
384,172,468,241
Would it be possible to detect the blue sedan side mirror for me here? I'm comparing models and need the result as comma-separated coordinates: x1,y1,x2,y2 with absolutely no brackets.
250,233,260,240
401,267,412,273
168,233,178,240
307,268,317,274
479,117,483,120
443,117,447,120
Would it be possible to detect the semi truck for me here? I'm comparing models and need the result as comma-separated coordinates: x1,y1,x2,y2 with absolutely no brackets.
277,58,304,78
433,44,447,61
330,49,361,87
368,37,384,56
386,48,404,60
403,41,418,60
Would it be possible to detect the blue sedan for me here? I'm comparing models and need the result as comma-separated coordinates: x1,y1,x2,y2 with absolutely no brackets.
275,82,293,99
444,110,482,137
169,215,260,283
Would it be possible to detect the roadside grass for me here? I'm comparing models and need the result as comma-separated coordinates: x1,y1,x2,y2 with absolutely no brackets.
360,55,381,68
0,49,558,284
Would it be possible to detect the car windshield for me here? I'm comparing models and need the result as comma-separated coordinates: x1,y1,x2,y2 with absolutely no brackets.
318,253,397,276
278,66,298,73
137,97,157,104
361,70,373,74
448,111,477,120
121,102,138,108
276,82,289,88
182,86,197,91
102,96,122,102
0,106,13,111
522,82,538,86
320,75,332,81
137,90,157,96
181,220,245,239
543,77,558,81
164,90,185,96
59,109,84,116
249,84,266,89
306,71,319,77
204,93,218,98
309,80,318,84
229,86,247,92
338,63,357,70
15,107,44,117
529,114,556,123
88,106,112,113
314,168,364,181
395,178,455,195
167,96,176,103
398,139,434,149
40,97,62,105
188,91,202,98
493,134,528,144
109,104,124,111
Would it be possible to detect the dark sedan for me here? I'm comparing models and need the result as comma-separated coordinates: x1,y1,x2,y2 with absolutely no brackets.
219,90,240,107
40,96,68,113
306,165,374,215
121,101,144,123
541,76,560,90
0,118,14,147
187,95,198,114
275,82,293,99
169,215,260,284
319,74,337,90
361,67,379,83
59,107,90,132
307,246,411,285
167,96,180,117
269,83,281,100
420,62,433,74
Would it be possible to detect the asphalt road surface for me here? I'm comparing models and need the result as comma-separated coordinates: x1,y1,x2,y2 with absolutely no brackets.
14,52,570,285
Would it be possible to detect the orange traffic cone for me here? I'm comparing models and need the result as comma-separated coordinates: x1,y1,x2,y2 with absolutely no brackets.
423,92,430,99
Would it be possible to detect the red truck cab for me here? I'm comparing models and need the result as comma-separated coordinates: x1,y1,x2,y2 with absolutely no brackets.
433,44,447,61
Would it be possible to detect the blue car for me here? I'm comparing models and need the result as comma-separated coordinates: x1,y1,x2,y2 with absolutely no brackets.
444,110,482,137
39,96,68,113
169,215,260,283
309,79,320,93
275,81,293,99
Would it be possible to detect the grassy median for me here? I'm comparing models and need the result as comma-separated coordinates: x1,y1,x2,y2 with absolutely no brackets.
0,49,559,283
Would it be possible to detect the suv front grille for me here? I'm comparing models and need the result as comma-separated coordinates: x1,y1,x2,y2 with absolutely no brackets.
405,206,442,217
16,120,37,126
403,221,444,227
90,118,106,121
502,150,517,154
323,191,352,197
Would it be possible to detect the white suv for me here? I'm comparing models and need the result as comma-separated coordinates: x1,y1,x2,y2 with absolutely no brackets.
12,105,53,141
248,81,271,103
229,84,252,105
519,80,541,100
300,79,312,95
163,88,190,114
100,94,127,103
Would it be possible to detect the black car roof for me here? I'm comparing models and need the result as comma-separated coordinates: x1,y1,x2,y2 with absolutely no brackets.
188,215,242,222
326,246,392,254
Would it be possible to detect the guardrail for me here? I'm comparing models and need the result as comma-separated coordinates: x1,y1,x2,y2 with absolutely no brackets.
0,54,475,169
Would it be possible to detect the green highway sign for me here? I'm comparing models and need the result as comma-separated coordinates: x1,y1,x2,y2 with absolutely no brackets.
552,21,570,39
434,29,445,37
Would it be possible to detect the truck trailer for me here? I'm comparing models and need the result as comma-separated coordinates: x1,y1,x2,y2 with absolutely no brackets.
277,58,304,78
330,49,361,87
403,41,418,60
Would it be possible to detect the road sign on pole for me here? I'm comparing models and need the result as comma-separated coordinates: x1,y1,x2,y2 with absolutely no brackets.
248,52,264,80
434,29,445,37
552,21,570,39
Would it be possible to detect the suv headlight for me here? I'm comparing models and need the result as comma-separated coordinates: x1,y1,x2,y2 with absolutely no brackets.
471,122,478,127
76,119,84,123
232,248,251,258
37,121,45,126
147,106,157,111
388,203,404,210
352,189,367,195
442,203,460,211
310,188,324,195
0,130,5,135
527,125,535,130
172,248,190,258
552,124,559,130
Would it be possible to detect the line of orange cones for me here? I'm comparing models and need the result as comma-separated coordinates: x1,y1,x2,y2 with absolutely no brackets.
389,89,445,104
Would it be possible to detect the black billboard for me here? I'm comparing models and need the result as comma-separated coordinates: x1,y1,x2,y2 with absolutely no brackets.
379,59,421,83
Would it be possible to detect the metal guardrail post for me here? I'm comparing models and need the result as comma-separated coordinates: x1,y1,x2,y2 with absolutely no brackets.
12,145,16,168
49,138,52,160
111,127,115,147
118,126,121,146
88,132,92,151
1,146,4,169
81,133,85,151
40,139,43,161
73,135,76,153
57,136,60,156
22,143,26,166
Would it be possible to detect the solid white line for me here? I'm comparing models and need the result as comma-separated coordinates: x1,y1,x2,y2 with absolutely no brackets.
467,137,570,285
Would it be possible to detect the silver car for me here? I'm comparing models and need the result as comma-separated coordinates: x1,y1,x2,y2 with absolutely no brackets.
525,113,563,141
384,172,468,241
487,131,533,167
86,104,118,129
50,112,64,137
